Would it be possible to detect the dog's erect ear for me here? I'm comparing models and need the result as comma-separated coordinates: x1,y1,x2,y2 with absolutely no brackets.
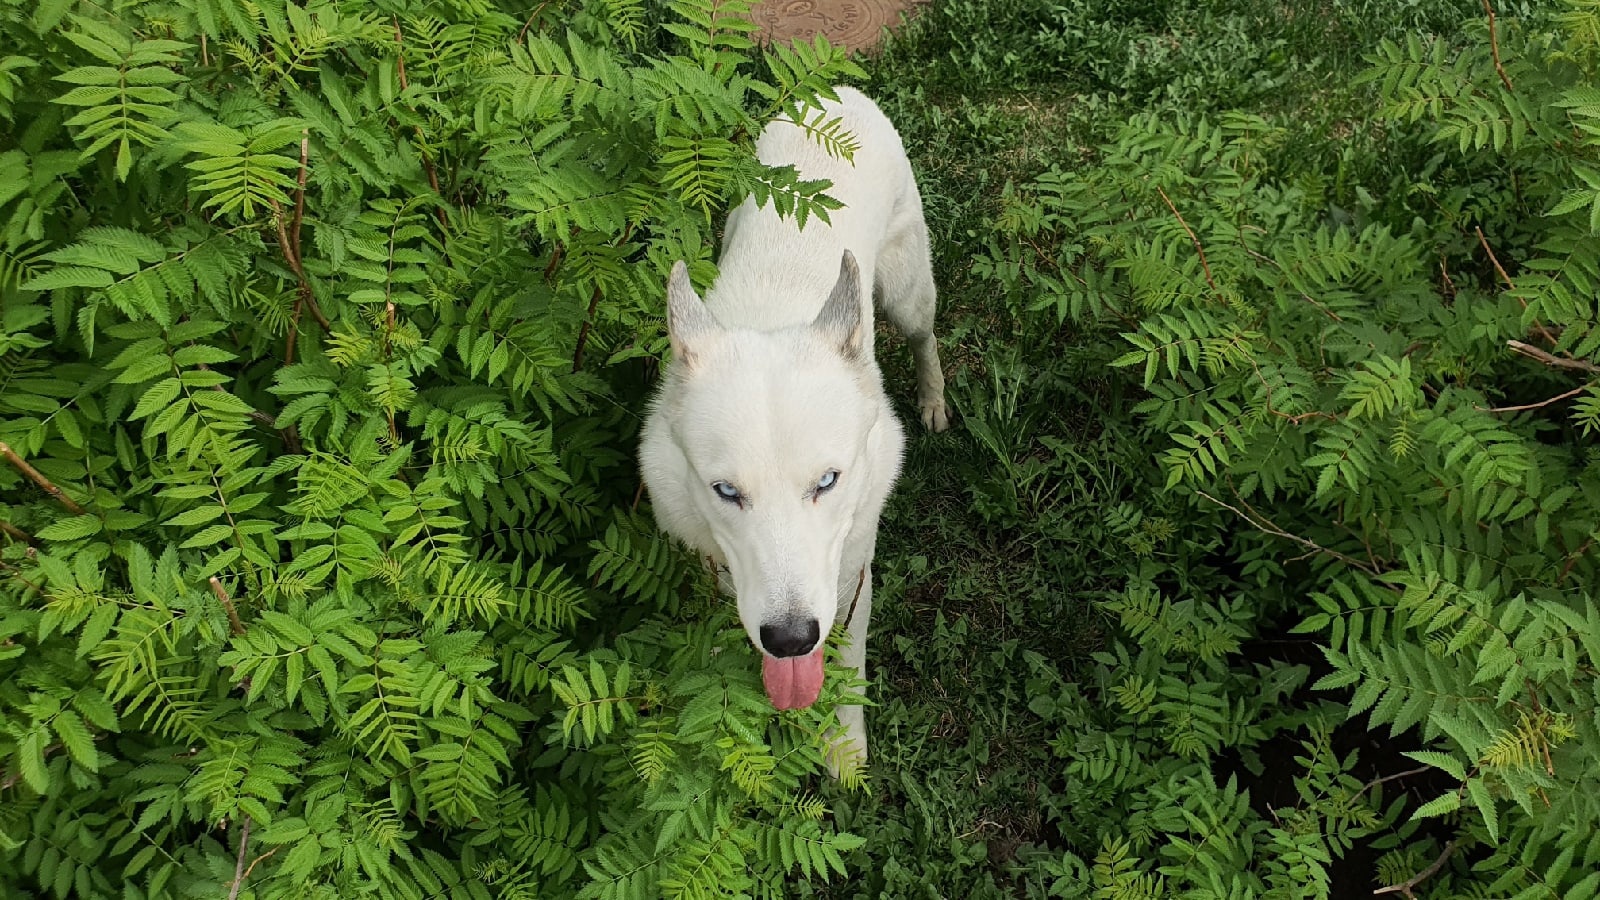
812,250,864,361
667,261,718,368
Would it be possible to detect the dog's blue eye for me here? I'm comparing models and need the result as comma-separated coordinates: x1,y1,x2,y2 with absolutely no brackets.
712,481,742,504
816,470,839,493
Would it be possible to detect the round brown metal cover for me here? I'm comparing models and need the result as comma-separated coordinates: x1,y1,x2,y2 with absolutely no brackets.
749,0,920,53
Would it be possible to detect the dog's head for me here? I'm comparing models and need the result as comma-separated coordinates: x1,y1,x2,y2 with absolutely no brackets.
643,251,901,708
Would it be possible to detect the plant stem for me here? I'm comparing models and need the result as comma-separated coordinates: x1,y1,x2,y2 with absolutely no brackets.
0,443,86,514
210,576,246,637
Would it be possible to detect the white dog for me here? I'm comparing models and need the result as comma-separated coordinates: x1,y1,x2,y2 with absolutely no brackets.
639,87,946,772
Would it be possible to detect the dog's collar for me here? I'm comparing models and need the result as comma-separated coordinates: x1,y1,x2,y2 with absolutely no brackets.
704,558,869,638
843,565,866,632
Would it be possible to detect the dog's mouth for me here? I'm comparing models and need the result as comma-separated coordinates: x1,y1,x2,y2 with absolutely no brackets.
761,646,825,710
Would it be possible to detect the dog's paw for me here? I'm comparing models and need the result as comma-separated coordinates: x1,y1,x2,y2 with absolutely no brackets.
920,396,949,433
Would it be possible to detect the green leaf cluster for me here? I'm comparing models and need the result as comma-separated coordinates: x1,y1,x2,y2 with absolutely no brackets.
0,0,869,896
977,1,1600,895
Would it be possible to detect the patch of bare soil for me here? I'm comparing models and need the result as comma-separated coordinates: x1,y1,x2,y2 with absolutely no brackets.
749,0,925,53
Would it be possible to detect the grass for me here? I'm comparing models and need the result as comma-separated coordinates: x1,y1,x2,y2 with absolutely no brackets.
779,0,1494,895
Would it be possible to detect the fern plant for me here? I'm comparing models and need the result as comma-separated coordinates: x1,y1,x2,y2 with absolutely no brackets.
0,0,870,897
978,1,1600,896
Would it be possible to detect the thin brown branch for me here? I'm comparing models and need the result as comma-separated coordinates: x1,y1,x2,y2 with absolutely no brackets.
1481,0,1513,93
630,480,646,513
1,442,86,514
1197,489,1382,577
572,283,604,373
1476,226,1518,293
1475,382,1590,413
1246,357,1340,425
543,242,565,282
1560,536,1594,583
210,576,246,637
1374,841,1456,897
572,223,635,372
1,742,60,791
1156,184,1219,295
518,0,555,42
1507,339,1600,375
226,818,253,900
1476,226,1556,343
272,198,331,347
285,296,301,366
240,847,279,884
392,17,450,232
392,15,410,89
282,134,321,370
0,560,44,595
301,294,331,332
1353,765,1433,802
0,519,33,545
291,131,308,265
1242,246,1344,321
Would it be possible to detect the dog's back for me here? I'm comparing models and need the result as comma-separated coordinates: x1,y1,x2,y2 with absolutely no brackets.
706,87,920,340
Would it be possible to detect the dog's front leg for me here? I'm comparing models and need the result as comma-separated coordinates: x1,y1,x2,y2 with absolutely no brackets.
827,565,872,779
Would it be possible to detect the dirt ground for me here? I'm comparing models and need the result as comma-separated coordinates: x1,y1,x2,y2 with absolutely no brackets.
749,0,924,52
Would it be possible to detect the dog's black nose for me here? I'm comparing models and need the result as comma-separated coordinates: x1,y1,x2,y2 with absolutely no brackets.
759,617,820,658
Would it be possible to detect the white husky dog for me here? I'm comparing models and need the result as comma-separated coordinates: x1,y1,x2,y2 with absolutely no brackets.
639,87,946,772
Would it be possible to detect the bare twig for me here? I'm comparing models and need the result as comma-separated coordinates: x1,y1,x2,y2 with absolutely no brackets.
226,818,253,900
1476,383,1590,413
0,560,44,594
572,284,604,373
543,242,565,283
1374,841,1456,897
518,0,555,42
1156,184,1219,295
393,17,450,232
1197,489,1382,577
1507,339,1600,375
0,742,60,791
1246,357,1340,425
240,847,280,884
1560,535,1594,583
292,131,308,264
283,132,323,369
0,520,33,545
1481,0,1513,93
572,223,635,372
1242,246,1344,322
191,361,290,445
271,199,332,336
1,442,86,514
210,576,246,637
1476,226,1515,289
1476,226,1557,343
1353,765,1433,803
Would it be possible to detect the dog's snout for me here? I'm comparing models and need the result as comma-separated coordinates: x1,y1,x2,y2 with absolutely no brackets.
759,617,820,658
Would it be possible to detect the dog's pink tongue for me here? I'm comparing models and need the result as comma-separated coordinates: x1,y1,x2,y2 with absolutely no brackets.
762,647,825,710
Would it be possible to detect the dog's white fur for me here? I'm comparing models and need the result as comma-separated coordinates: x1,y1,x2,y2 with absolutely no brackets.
639,87,945,771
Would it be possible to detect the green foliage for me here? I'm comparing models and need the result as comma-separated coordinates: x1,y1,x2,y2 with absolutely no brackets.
965,0,1600,895
13,0,1600,895
0,0,869,896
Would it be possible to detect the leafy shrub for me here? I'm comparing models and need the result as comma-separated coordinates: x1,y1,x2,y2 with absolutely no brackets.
976,1,1600,895
0,0,871,897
